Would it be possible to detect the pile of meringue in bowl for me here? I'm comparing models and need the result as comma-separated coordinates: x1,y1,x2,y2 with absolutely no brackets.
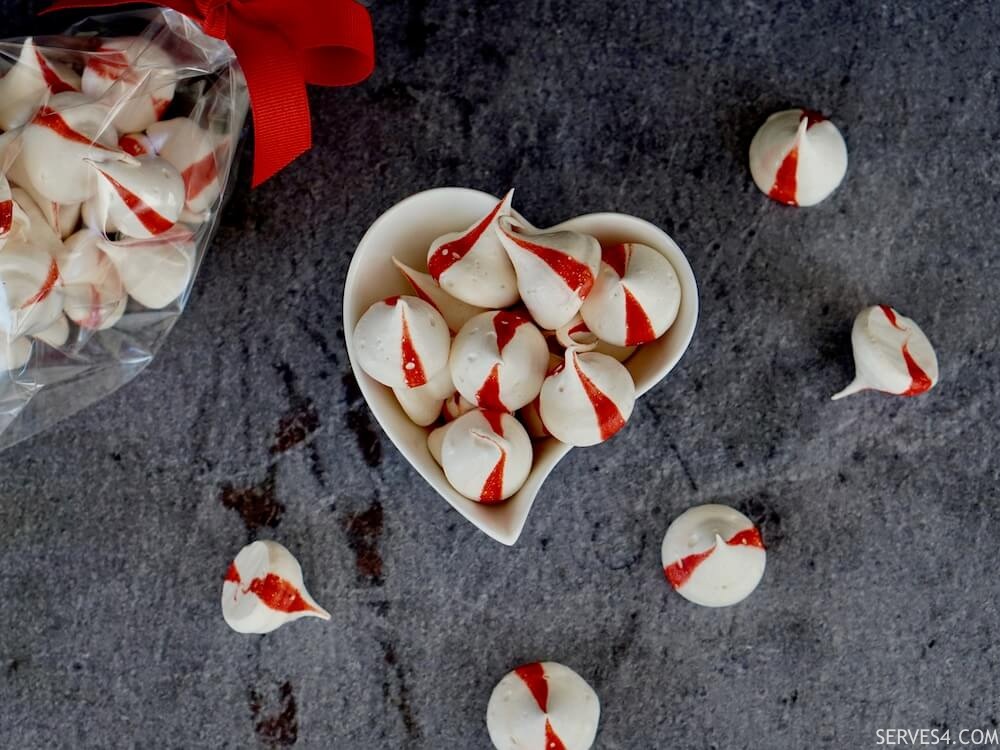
345,188,698,545
0,12,247,445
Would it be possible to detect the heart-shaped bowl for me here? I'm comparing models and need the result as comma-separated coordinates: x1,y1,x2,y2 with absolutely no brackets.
344,188,699,545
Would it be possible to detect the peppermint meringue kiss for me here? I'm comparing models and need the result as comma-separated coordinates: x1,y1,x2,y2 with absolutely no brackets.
427,190,518,308
432,409,532,503
393,367,453,427
749,108,848,207
832,305,938,400
87,155,185,238
58,230,126,331
144,117,226,219
0,37,80,131
539,345,636,447
661,504,766,607
392,257,485,333
81,38,177,133
579,242,680,346
450,309,548,413
353,295,450,389
495,216,600,331
222,540,330,635
487,661,600,750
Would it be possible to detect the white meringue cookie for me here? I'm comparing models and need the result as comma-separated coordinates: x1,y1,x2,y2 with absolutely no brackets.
554,315,636,363
57,230,127,331
832,305,938,400
97,227,195,309
81,38,177,133
450,309,548,413
392,257,486,334
662,504,766,607
353,295,451,389
579,242,680,346
487,662,600,750
441,391,476,422
222,540,330,635
5,151,81,240
495,216,601,330
0,37,80,131
436,409,532,503
539,344,635,447
0,333,32,372
20,92,134,204
87,156,185,238
749,108,847,207
427,190,518,308
393,366,453,426
145,117,227,217
32,313,69,348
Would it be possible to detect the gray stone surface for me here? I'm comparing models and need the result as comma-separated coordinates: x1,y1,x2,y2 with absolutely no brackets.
2,1,999,748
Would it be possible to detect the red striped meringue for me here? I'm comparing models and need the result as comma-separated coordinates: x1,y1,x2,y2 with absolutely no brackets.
427,190,518,308
81,38,177,133
145,118,227,218
433,409,532,503
88,156,185,239
353,295,451,389
0,174,15,252
579,242,680,346
392,257,486,334
58,230,127,331
450,309,548,413
98,228,195,309
0,37,80,131
539,344,635,447
495,216,601,330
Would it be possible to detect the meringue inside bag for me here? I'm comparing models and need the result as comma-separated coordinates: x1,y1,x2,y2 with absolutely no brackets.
0,8,248,448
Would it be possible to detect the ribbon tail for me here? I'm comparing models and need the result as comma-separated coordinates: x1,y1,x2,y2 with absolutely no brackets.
43,0,198,15
227,24,310,187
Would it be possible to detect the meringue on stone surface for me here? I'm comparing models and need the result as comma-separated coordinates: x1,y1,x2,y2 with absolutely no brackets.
487,661,600,750
392,257,485,334
222,540,330,635
88,155,185,238
495,216,600,330
58,230,127,331
450,309,548,413
81,38,177,133
579,242,680,346
832,305,938,400
539,344,635,447
98,227,195,309
749,108,847,207
0,37,80,131
353,295,450,389
661,504,766,608
427,190,518,308
436,409,532,503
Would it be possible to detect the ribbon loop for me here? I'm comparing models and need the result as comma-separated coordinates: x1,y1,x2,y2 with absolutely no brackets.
44,0,375,186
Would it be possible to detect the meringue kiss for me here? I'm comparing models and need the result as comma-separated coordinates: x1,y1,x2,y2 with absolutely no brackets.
539,345,636,447
749,108,847,207
580,242,680,346
661,504,766,607
145,117,226,217
393,367,453,427
427,190,519,308
88,156,185,238
392,257,485,333
832,305,938,400
0,37,80,131
353,295,450,389
222,541,330,635
487,662,600,750
434,409,532,503
450,309,548,413
495,216,600,330
81,38,177,133
58,230,127,331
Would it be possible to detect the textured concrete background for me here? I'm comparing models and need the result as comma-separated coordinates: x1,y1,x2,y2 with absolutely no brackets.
1,1,999,748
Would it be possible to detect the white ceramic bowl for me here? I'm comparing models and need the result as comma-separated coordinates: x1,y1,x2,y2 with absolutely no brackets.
344,188,698,545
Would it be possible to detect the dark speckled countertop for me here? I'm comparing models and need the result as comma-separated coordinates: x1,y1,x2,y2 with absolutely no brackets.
2,1,1000,748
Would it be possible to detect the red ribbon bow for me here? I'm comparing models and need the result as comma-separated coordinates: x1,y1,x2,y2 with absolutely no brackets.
45,0,375,186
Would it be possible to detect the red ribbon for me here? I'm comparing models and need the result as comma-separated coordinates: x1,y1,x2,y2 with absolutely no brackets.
44,0,375,186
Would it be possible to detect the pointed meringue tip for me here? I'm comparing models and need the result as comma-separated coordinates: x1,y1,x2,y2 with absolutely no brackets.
796,116,809,139
831,379,866,401
308,603,332,621
501,188,514,207
713,533,726,546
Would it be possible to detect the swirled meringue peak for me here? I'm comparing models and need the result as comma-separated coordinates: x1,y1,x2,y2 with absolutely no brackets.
749,108,847,207
450,309,548,413
539,344,635,447
487,661,600,750
662,504,766,607
353,295,450,389
832,305,938,400
0,37,80,131
580,242,680,346
222,540,330,635
427,190,518,308
392,257,486,334
495,216,601,330
433,409,532,503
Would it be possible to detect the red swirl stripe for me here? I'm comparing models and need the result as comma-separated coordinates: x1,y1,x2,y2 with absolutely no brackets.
35,49,77,94
664,526,765,589
427,194,507,282
573,355,625,441
20,258,60,308
95,168,174,236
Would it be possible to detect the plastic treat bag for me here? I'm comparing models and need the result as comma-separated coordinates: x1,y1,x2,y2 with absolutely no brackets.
0,1,375,449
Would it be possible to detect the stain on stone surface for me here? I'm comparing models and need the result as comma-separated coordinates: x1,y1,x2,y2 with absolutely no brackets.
342,373,382,467
342,499,384,586
381,642,420,740
271,363,321,455
248,681,297,747
737,495,783,549
220,465,284,533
